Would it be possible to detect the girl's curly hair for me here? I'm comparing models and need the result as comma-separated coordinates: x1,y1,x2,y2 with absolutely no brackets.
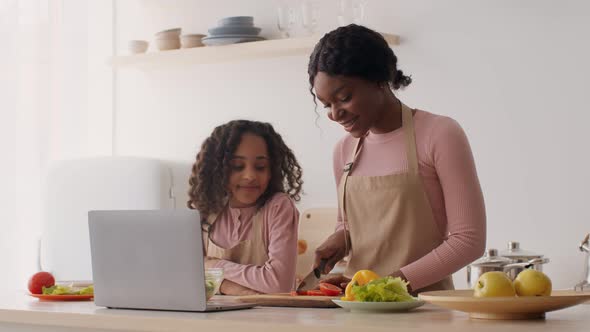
187,120,303,217
307,24,412,102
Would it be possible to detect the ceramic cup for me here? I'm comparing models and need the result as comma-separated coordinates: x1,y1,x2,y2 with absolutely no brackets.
128,40,149,54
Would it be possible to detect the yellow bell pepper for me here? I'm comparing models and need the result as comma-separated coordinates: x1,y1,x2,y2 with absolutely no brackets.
341,270,380,301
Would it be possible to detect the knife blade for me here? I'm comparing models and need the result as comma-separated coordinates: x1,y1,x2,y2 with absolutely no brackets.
296,259,327,292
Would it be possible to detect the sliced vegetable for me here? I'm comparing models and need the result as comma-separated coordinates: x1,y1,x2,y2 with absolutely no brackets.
319,283,342,296
342,270,381,301
342,281,357,301
351,270,380,285
78,285,94,295
42,284,94,295
351,276,414,302
306,290,325,296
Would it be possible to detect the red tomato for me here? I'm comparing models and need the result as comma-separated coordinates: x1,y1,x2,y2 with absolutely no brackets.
319,283,342,296
27,272,55,294
306,290,325,296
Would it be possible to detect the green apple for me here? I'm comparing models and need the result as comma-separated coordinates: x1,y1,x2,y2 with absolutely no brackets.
514,269,552,296
474,271,516,297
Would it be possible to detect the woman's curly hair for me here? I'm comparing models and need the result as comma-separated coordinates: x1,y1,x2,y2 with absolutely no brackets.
187,120,303,217
307,24,412,102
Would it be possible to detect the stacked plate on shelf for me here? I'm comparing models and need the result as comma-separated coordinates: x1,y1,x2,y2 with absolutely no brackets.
203,16,265,46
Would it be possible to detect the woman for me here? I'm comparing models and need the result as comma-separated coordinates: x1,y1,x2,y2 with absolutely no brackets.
308,25,486,293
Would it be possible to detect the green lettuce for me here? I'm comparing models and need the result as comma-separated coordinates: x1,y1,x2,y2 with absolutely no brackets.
42,284,94,295
78,285,94,295
205,280,216,299
351,276,414,302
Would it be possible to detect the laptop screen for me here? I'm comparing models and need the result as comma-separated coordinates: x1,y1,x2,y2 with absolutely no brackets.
89,210,209,311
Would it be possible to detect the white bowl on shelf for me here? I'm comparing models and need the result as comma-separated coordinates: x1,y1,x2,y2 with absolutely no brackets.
155,38,180,51
180,34,205,48
128,40,149,54
155,28,181,39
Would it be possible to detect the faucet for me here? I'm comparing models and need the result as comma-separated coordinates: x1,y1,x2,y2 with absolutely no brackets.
574,233,590,291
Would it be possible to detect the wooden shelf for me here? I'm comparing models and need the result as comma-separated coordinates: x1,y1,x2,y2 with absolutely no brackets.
108,33,400,68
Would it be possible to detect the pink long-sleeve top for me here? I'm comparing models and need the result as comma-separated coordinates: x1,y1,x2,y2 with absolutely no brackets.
333,109,486,290
210,192,299,294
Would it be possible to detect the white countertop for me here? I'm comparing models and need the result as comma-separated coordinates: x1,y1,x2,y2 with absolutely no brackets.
1,292,590,332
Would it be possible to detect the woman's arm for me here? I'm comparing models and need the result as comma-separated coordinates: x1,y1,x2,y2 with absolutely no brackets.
400,117,486,290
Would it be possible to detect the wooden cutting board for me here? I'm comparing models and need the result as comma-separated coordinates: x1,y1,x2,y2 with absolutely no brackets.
237,294,339,308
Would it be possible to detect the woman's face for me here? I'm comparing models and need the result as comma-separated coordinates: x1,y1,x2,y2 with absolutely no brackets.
313,72,385,137
227,133,271,208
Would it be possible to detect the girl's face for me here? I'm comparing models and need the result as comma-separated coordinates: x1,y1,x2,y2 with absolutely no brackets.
313,72,386,138
227,133,271,208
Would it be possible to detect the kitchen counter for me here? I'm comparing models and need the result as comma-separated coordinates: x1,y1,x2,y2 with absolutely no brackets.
1,292,589,332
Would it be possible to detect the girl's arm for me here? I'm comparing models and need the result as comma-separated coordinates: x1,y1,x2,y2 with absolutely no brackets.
214,194,299,293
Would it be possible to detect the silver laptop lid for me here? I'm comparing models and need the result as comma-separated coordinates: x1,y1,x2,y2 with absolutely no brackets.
89,210,207,311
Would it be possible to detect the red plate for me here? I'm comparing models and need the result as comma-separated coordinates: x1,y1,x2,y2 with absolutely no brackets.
29,293,94,301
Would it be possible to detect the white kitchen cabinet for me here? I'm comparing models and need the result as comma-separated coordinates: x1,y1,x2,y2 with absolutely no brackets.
40,157,191,281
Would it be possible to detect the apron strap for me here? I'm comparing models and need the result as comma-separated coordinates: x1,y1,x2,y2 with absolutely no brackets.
401,104,419,175
343,137,364,173
249,209,267,249
339,136,364,257
338,174,351,256
202,213,219,256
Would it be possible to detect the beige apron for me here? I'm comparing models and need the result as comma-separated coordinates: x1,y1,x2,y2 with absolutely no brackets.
203,210,269,267
338,103,454,293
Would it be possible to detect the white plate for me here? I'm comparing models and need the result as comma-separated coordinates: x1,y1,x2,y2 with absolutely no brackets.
208,26,261,36
203,34,265,40
332,298,425,313
202,36,265,46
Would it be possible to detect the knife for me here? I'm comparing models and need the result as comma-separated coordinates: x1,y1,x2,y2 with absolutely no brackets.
296,259,327,292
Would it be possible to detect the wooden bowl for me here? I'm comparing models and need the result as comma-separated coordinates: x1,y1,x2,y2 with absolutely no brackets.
419,289,590,320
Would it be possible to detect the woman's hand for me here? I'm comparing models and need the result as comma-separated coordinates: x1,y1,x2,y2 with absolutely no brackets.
219,279,260,296
320,274,351,290
313,229,351,274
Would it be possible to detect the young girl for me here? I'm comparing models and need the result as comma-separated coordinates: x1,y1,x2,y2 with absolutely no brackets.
187,120,303,295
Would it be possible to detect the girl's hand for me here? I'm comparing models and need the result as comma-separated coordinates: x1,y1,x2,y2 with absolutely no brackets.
313,229,351,274
204,257,220,269
219,279,260,296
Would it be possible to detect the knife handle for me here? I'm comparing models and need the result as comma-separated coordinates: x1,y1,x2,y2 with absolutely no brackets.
314,259,327,278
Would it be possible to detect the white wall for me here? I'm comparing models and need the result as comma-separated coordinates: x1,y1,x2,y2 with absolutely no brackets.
0,0,18,294
111,0,590,289
0,0,114,292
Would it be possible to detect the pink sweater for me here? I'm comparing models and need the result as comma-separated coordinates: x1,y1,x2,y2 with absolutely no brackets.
333,110,486,290
211,193,299,293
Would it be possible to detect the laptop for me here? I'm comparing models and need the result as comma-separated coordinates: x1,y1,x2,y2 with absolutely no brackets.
88,209,255,312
